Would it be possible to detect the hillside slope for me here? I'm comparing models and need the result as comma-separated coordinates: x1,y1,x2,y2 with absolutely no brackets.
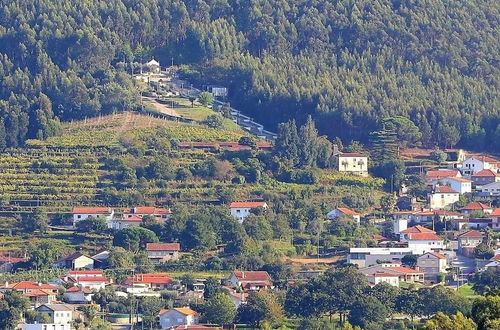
0,0,498,150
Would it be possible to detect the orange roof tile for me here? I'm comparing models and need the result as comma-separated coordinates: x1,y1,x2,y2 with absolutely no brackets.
461,202,492,210
159,307,197,316
391,267,424,274
146,243,180,251
337,207,360,216
400,225,434,234
492,208,500,216
472,170,498,177
0,281,58,290
426,252,447,259
232,271,271,281
426,170,460,179
124,207,172,215
73,207,112,214
77,276,109,282
230,201,267,208
457,230,484,238
434,186,459,194
407,233,442,241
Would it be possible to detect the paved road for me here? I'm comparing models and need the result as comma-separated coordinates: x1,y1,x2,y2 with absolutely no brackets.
168,76,277,140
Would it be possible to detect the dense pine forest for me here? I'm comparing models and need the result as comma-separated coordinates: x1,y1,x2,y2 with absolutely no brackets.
0,0,499,150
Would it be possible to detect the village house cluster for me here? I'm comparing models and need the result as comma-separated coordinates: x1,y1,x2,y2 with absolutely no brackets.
1,267,274,330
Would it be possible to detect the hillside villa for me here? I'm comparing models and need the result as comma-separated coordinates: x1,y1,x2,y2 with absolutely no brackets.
335,153,369,176
229,201,268,223
326,207,361,223
428,185,459,209
72,207,114,227
146,243,181,264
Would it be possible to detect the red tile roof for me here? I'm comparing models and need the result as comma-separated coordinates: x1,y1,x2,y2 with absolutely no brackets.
65,286,93,294
472,170,498,177
123,206,172,215
372,272,399,277
230,201,267,208
25,289,56,297
407,233,442,241
121,215,143,222
426,252,447,259
77,276,109,283
434,186,459,194
461,202,492,210
426,170,460,179
126,273,173,284
400,225,434,234
0,281,58,290
337,207,360,216
371,235,388,241
73,207,112,214
159,307,198,316
232,271,271,282
391,267,424,274
146,243,180,251
492,208,500,216
457,230,484,238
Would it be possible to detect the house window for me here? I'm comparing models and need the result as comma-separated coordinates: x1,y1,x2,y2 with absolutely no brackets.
236,210,240,213
77,215,81,219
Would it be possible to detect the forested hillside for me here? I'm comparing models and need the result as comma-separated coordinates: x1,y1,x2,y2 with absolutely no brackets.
0,0,499,150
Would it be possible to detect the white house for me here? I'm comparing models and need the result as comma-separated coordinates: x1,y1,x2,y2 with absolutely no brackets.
63,286,93,304
326,207,361,223
209,86,228,98
229,201,268,223
145,58,160,73
146,243,180,264
433,177,472,194
478,182,500,196
461,156,499,176
228,271,272,291
336,153,369,176
72,207,114,227
64,270,109,290
347,247,414,268
366,272,400,287
229,292,249,308
35,304,73,325
360,264,424,287
108,215,143,230
123,206,172,222
53,253,94,270
428,185,460,209
400,226,445,254
159,307,199,329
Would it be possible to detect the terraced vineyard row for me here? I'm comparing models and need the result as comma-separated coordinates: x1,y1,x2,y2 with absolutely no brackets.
0,150,101,213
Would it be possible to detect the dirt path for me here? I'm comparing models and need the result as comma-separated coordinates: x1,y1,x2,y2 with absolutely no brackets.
144,97,181,117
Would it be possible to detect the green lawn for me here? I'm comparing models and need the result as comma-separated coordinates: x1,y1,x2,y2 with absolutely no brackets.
457,284,480,299
163,97,244,133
